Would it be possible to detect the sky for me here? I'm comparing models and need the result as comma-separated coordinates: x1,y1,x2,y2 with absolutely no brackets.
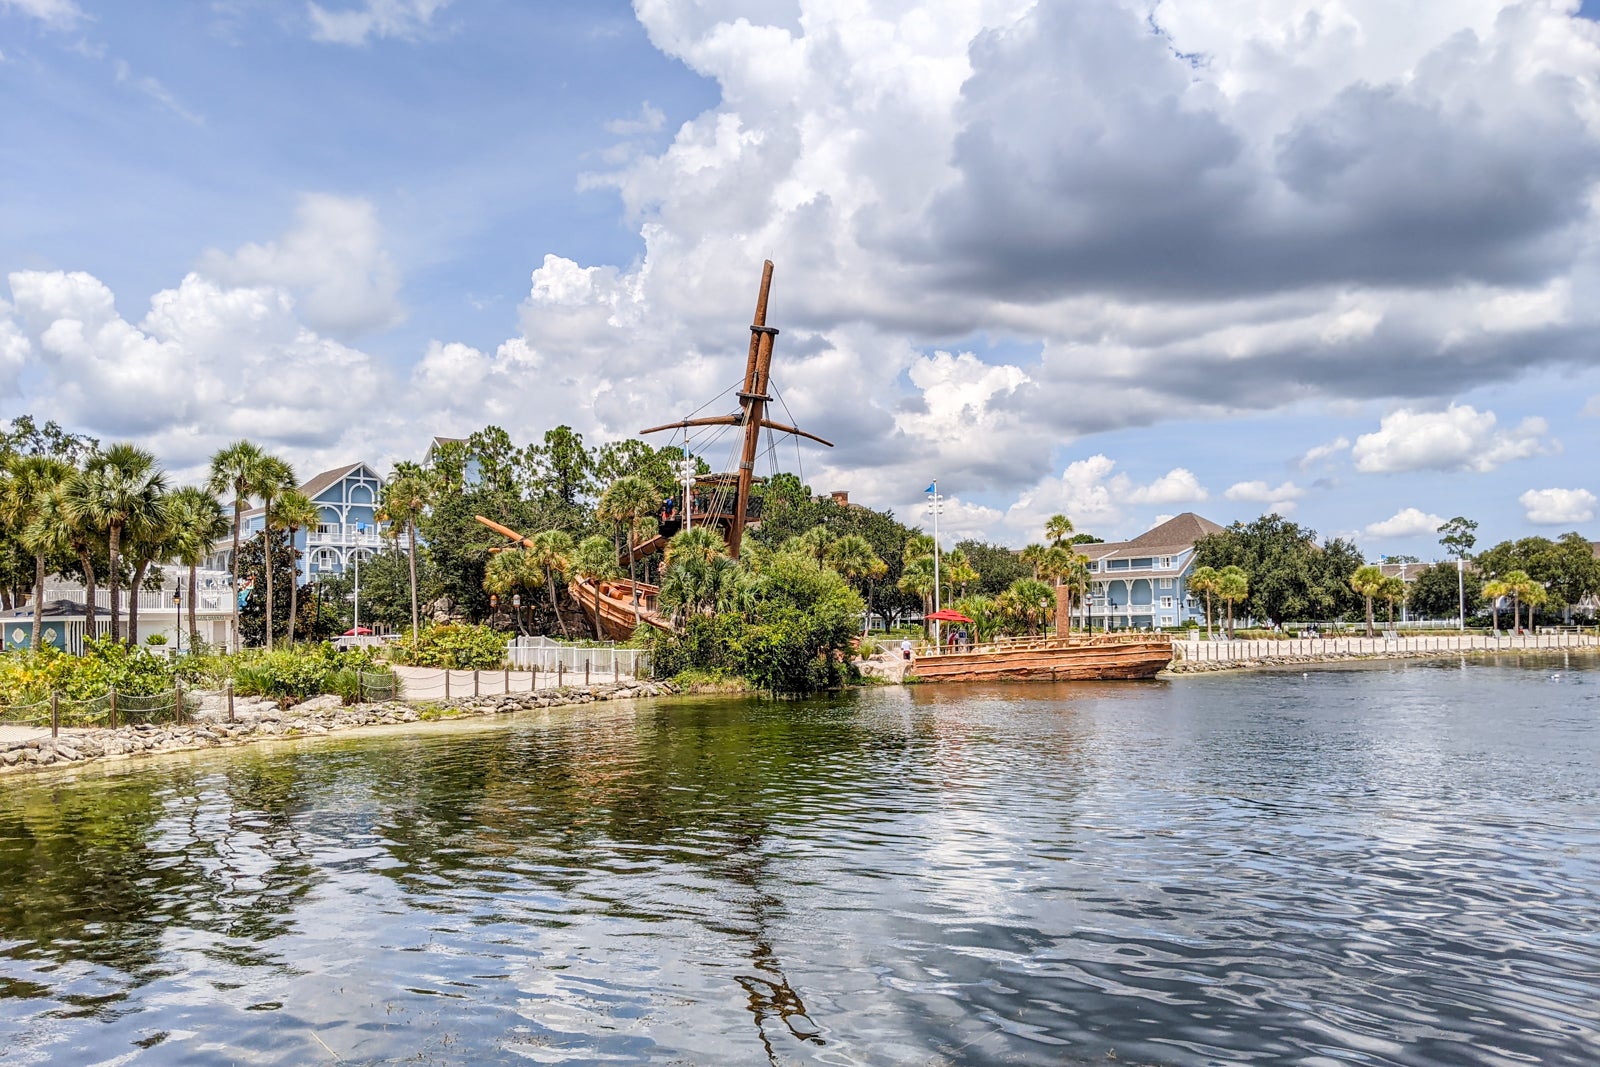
5,0,1600,559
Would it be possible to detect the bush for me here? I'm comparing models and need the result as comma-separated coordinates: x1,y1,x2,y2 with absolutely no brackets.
229,644,394,707
145,633,168,646
387,623,508,669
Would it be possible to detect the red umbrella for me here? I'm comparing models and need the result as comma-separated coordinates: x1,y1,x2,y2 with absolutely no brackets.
925,610,974,624
343,626,373,636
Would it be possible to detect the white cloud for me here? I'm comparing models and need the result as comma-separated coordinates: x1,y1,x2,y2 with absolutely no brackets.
1298,436,1350,469
1351,405,1550,474
113,59,203,125
1127,467,1208,505
1224,478,1305,516
1519,487,1597,526
200,194,403,337
606,103,666,137
0,0,83,29
308,0,450,45
1364,507,1447,539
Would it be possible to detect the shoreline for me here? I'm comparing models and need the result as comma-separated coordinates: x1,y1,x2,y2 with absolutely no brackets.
1165,644,1600,675
0,679,680,777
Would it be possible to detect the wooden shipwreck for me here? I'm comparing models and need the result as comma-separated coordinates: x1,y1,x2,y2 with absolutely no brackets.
906,634,1173,684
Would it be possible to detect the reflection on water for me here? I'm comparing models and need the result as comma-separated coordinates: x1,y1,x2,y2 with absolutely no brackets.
2,660,1597,1065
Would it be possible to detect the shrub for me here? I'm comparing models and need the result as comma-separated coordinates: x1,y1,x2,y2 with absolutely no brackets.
145,633,168,646
387,624,508,669
229,644,395,707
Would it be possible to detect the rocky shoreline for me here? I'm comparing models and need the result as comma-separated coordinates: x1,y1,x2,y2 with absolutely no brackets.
0,679,680,775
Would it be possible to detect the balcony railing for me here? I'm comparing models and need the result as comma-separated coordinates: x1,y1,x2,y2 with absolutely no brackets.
306,523,387,547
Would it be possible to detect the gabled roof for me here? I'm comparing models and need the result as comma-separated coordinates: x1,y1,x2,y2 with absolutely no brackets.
241,462,381,519
1080,512,1225,561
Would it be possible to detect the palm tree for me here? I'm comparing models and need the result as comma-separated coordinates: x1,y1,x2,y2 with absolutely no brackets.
664,526,727,569
253,456,296,650
1036,544,1080,633
270,489,322,645
782,525,834,563
483,550,539,633
123,495,181,648
1518,578,1548,633
1019,543,1047,579
1218,565,1249,639
1380,575,1406,631
898,554,937,632
66,444,167,644
207,440,269,652
572,534,619,639
1482,577,1511,635
1189,565,1220,639
824,533,887,636
2,454,72,648
1044,514,1074,547
167,486,229,648
1499,570,1533,633
597,475,659,623
377,464,432,645
997,577,1055,635
526,529,575,638
1350,564,1386,638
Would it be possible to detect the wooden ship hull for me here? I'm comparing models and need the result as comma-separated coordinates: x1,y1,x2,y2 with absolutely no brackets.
568,576,671,640
908,636,1173,683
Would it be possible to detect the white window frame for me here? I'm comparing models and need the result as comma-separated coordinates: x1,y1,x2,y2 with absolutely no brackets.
1160,596,1174,609
1159,556,1173,569
1159,578,1174,590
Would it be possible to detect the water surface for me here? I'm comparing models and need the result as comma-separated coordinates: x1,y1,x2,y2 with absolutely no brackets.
2,658,1596,1065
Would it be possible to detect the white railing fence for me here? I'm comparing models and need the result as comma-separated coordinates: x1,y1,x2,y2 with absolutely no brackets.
1175,631,1600,663
506,635,651,680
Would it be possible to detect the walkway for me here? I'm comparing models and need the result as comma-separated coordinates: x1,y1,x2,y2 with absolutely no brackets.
391,663,645,702
1176,631,1598,665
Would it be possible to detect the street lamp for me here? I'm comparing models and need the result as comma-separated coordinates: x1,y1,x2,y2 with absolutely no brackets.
512,593,525,635
926,480,943,648
1457,557,1465,634
173,584,182,653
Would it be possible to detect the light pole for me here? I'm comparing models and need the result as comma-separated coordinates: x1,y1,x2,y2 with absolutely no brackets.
353,522,364,637
926,480,942,649
1457,557,1465,633
680,453,696,533
173,584,182,653
512,593,525,635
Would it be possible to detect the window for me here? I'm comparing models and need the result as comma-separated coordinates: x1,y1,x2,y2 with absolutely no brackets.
1161,615,1174,626
1160,596,1174,609
1159,556,1173,569
1159,578,1173,590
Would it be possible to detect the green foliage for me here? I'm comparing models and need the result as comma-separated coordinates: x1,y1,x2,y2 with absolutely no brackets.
1192,515,1363,625
388,623,508,669
237,529,307,647
955,540,1030,597
229,644,393,706
0,636,178,705
1407,562,1483,619
1437,516,1478,560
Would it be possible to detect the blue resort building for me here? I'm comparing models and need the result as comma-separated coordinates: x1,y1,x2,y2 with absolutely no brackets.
237,462,389,580
1080,512,1224,630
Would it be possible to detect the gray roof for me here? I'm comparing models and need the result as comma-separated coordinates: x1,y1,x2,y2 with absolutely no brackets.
1081,512,1225,561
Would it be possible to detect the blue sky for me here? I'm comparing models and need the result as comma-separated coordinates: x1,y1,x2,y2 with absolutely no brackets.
5,0,1600,558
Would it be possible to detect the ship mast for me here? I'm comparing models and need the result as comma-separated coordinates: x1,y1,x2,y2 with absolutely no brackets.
639,260,832,559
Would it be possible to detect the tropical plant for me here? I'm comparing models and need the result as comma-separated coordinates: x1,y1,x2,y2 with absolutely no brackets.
1187,565,1218,638
526,529,575,638
1019,542,1046,580
942,548,979,600
1,454,72,648
1217,565,1249,639
167,486,230,648
66,443,169,644
571,534,620,639
121,494,181,648
1350,564,1386,638
377,462,433,645
597,474,658,623
996,577,1055,635
1481,577,1510,634
897,554,937,630
483,549,541,633
782,525,834,563
824,533,887,636
270,489,322,645
1044,513,1074,547
1379,575,1406,630
207,440,269,652
254,455,296,650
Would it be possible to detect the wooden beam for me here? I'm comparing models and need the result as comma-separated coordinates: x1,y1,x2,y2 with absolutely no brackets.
758,419,834,448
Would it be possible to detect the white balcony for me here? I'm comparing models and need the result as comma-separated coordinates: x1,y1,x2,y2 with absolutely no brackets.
306,523,387,547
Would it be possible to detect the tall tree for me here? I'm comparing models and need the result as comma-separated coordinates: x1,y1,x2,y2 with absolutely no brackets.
598,475,659,623
1379,575,1406,630
207,440,269,652
167,486,229,648
122,495,181,648
1,454,73,648
1481,577,1511,634
1044,514,1074,547
1350,564,1386,638
377,463,433,645
1217,565,1249,638
270,489,322,645
255,455,296,650
66,444,168,644
1189,565,1220,639
1437,516,1479,561
824,533,886,637
571,534,620,639
483,549,541,633
526,529,576,638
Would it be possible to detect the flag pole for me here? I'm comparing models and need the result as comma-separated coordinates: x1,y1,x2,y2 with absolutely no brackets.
927,480,941,653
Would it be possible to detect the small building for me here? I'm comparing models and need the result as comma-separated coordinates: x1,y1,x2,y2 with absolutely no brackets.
1080,513,1225,629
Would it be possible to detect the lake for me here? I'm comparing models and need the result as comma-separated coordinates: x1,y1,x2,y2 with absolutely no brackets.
1,657,1596,1065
